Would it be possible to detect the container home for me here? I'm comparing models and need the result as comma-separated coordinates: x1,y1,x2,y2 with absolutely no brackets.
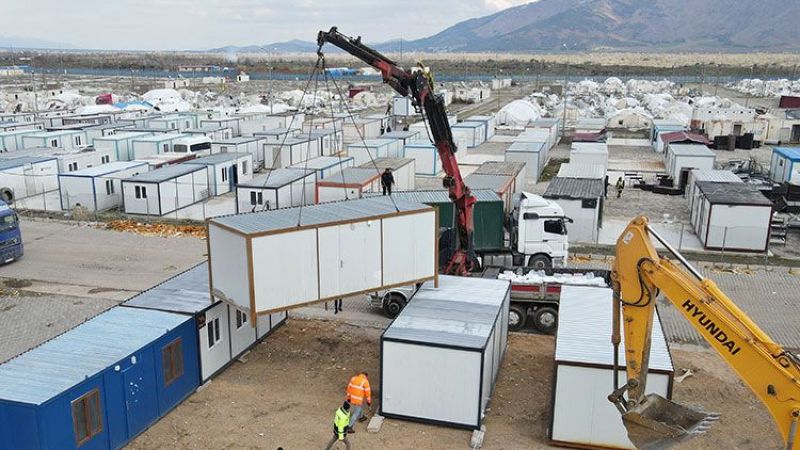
183,125,234,141
315,168,382,203
253,127,301,144
654,130,710,154
0,129,40,152
236,168,316,213
392,96,414,117
211,137,265,164
692,181,773,252
531,117,561,146
381,130,421,148
402,140,440,175
473,161,526,195
464,173,516,213
122,263,286,383
83,123,136,144
665,143,716,182
0,307,199,450
184,152,252,196
770,147,800,185
59,161,149,211
0,120,44,132
686,169,743,216
261,137,318,169
570,142,609,171
504,141,547,182
130,133,188,160
466,115,497,140
122,164,210,216
92,131,154,161
550,285,673,450
649,119,686,143
133,153,198,170
237,115,286,136
287,155,354,180
451,121,486,148
306,128,345,156
0,156,59,202
576,118,607,133
21,130,87,150
207,196,437,318
543,175,605,244
200,117,243,136
147,114,196,131
10,147,115,173
381,275,510,429
342,117,382,141
358,157,416,190
347,139,401,165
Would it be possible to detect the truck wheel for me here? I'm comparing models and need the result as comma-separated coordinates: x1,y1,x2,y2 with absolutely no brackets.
508,305,527,331
527,254,552,270
383,294,406,318
532,307,558,334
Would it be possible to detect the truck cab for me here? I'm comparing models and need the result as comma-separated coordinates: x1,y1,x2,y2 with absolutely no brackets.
514,193,570,268
0,200,23,264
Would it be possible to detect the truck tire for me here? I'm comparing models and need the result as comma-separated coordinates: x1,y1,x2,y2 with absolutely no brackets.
508,305,527,331
383,293,406,318
527,254,552,270
532,307,558,334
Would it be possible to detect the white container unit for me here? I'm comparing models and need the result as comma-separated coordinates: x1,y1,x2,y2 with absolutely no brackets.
92,131,153,161
769,147,800,185
200,117,243,136
551,285,673,450
342,118,382,142
236,168,316,213
207,196,437,318
504,141,547,182
381,275,510,429
254,127,301,144
402,140,440,176
306,128,345,156
147,114,196,131
686,169,743,218
358,157,416,190
184,125,234,141
473,161,526,195
288,155,354,180
381,130,421,147
467,115,496,140
122,164,210,216
130,133,188,160
543,176,605,244
238,115,286,136
347,139,401,165
59,161,149,211
0,129,39,152
665,143,715,182
451,121,486,148
576,117,607,133
212,137,265,164
184,152,253,196
0,156,59,202
21,130,87,151
693,181,773,252
122,263,286,383
12,147,116,173
570,143,609,171
464,173,516,213
392,96,414,117
261,137,318,169
315,168,382,203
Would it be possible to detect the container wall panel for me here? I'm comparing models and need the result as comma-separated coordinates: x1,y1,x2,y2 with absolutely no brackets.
382,211,436,286
252,229,319,311
208,227,250,307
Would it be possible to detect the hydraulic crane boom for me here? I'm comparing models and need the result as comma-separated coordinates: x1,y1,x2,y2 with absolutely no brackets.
317,27,477,275
610,216,800,450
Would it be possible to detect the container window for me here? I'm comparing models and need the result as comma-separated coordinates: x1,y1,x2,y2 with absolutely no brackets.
68,162,78,172
50,139,58,147
207,317,221,348
105,180,114,195
236,310,248,329
101,155,110,164
242,160,248,175
162,338,184,386
72,389,102,446
221,168,228,182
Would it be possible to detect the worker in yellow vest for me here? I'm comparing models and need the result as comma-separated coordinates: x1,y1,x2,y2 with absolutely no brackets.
345,372,372,430
324,401,351,450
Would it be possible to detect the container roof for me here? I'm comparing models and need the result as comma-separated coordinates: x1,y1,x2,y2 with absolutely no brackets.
365,189,501,204
0,156,56,170
254,128,299,136
532,118,560,126
507,141,545,153
347,138,395,148
473,161,526,176
696,181,772,205
123,263,212,314
774,147,800,160
668,143,715,157
59,161,148,177
571,142,609,154
238,168,315,188
213,136,262,144
0,307,190,405
544,176,605,199
690,169,743,184
288,156,353,170
94,131,152,141
382,275,509,350
555,286,673,371
210,195,432,235
381,130,419,139
358,157,413,171
452,121,483,128
403,140,434,148
464,173,513,192
133,132,187,142
184,152,250,166
659,131,712,146
557,163,606,179
124,163,205,183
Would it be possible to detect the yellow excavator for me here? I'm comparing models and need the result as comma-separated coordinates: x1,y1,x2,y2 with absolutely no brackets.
609,216,800,450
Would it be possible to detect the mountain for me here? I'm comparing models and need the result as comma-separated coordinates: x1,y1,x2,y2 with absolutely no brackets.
0,35,79,50
209,39,325,54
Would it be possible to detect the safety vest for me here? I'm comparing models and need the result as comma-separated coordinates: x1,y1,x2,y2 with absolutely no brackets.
334,407,350,440
346,374,371,406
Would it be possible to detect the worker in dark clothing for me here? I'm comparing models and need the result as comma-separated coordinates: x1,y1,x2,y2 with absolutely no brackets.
615,176,625,198
381,168,394,196
604,175,609,198
324,401,352,450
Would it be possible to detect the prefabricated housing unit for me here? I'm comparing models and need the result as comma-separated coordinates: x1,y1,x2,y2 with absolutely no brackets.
306,128,345,156
147,114,196,131
504,141,547,182
770,147,800,185
347,138,402,165
211,137,265,164
184,152,253,196
0,156,59,202
473,161,526,195
92,131,154,161
0,307,199,450
237,115,287,136
0,129,40,152
358,157,416,190
122,263,287,383
21,130,87,150
550,286,673,450
570,143,609,171
122,164,210,216
253,127,301,144
402,140,441,175
392,96,414,117
686,169,743,217
466,115,497,140
207,196,437,318
665,143,716,182
576,117,607,133
200,117,243,136
543,175,605,244
451,121,487,148
531,117,561,145
654,130,710,154
287,155,354,180
7,146,115,173
381,275,510,429
261,137,318,169
130,133,188,160
59,161,150,211
315,167,382,203
235,168,316,213
183,125,233,141
692,181,773,252
381,130,422,147
464,173,516,213
342,117,382,141
649,119,686,143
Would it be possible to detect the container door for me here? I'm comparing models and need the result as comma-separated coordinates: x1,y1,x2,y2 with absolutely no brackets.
229,165,237,191
793,125,800,143
123,350,158,437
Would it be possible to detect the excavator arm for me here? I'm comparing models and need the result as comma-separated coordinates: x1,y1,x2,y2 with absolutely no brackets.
610,216,800,449
317,27,476,275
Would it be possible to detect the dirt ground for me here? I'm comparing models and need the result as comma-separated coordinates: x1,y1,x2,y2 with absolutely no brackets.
128,318,783,450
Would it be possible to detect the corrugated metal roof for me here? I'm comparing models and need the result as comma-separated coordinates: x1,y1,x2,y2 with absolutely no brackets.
382,275,510,349
557,163,606,179
239,168,315,188
555,286,673,371
544,176,605,199
321,167,381,185
0,307,191,405
184,152,250,166
659,131,712,146
59,161,148,177
210,195,432,235
358,157,413,170
774,147,800,160
690,169,743,184
0,156,56,170
668,143,715,157
124,163,205,183
696,181,772,205
348,138,394,149
364,189,501,204
465,173,513,192
123,263,211,314
474,161,525,176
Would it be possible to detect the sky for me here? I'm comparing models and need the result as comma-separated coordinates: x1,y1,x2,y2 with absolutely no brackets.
0,0,533,51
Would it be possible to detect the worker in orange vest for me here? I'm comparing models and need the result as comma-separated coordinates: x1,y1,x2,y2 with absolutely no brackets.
345,371,371,430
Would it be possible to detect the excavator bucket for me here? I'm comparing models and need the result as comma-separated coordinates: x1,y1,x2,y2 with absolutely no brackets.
621,394,719,450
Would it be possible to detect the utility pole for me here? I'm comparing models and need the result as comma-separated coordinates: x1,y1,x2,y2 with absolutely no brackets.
561,64,569,140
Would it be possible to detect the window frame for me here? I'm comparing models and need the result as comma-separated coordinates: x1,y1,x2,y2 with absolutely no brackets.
105,179,114,195
71,388,103,447
162,338,184,386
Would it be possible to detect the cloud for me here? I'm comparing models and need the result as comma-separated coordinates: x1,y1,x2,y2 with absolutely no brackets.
484,0,533,11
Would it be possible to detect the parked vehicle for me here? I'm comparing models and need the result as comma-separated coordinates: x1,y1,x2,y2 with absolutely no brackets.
0,200,23,264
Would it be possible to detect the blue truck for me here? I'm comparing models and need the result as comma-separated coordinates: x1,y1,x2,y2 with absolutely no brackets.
0,200,22,263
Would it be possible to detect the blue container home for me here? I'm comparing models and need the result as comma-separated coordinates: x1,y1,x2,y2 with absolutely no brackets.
0,307,198,450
